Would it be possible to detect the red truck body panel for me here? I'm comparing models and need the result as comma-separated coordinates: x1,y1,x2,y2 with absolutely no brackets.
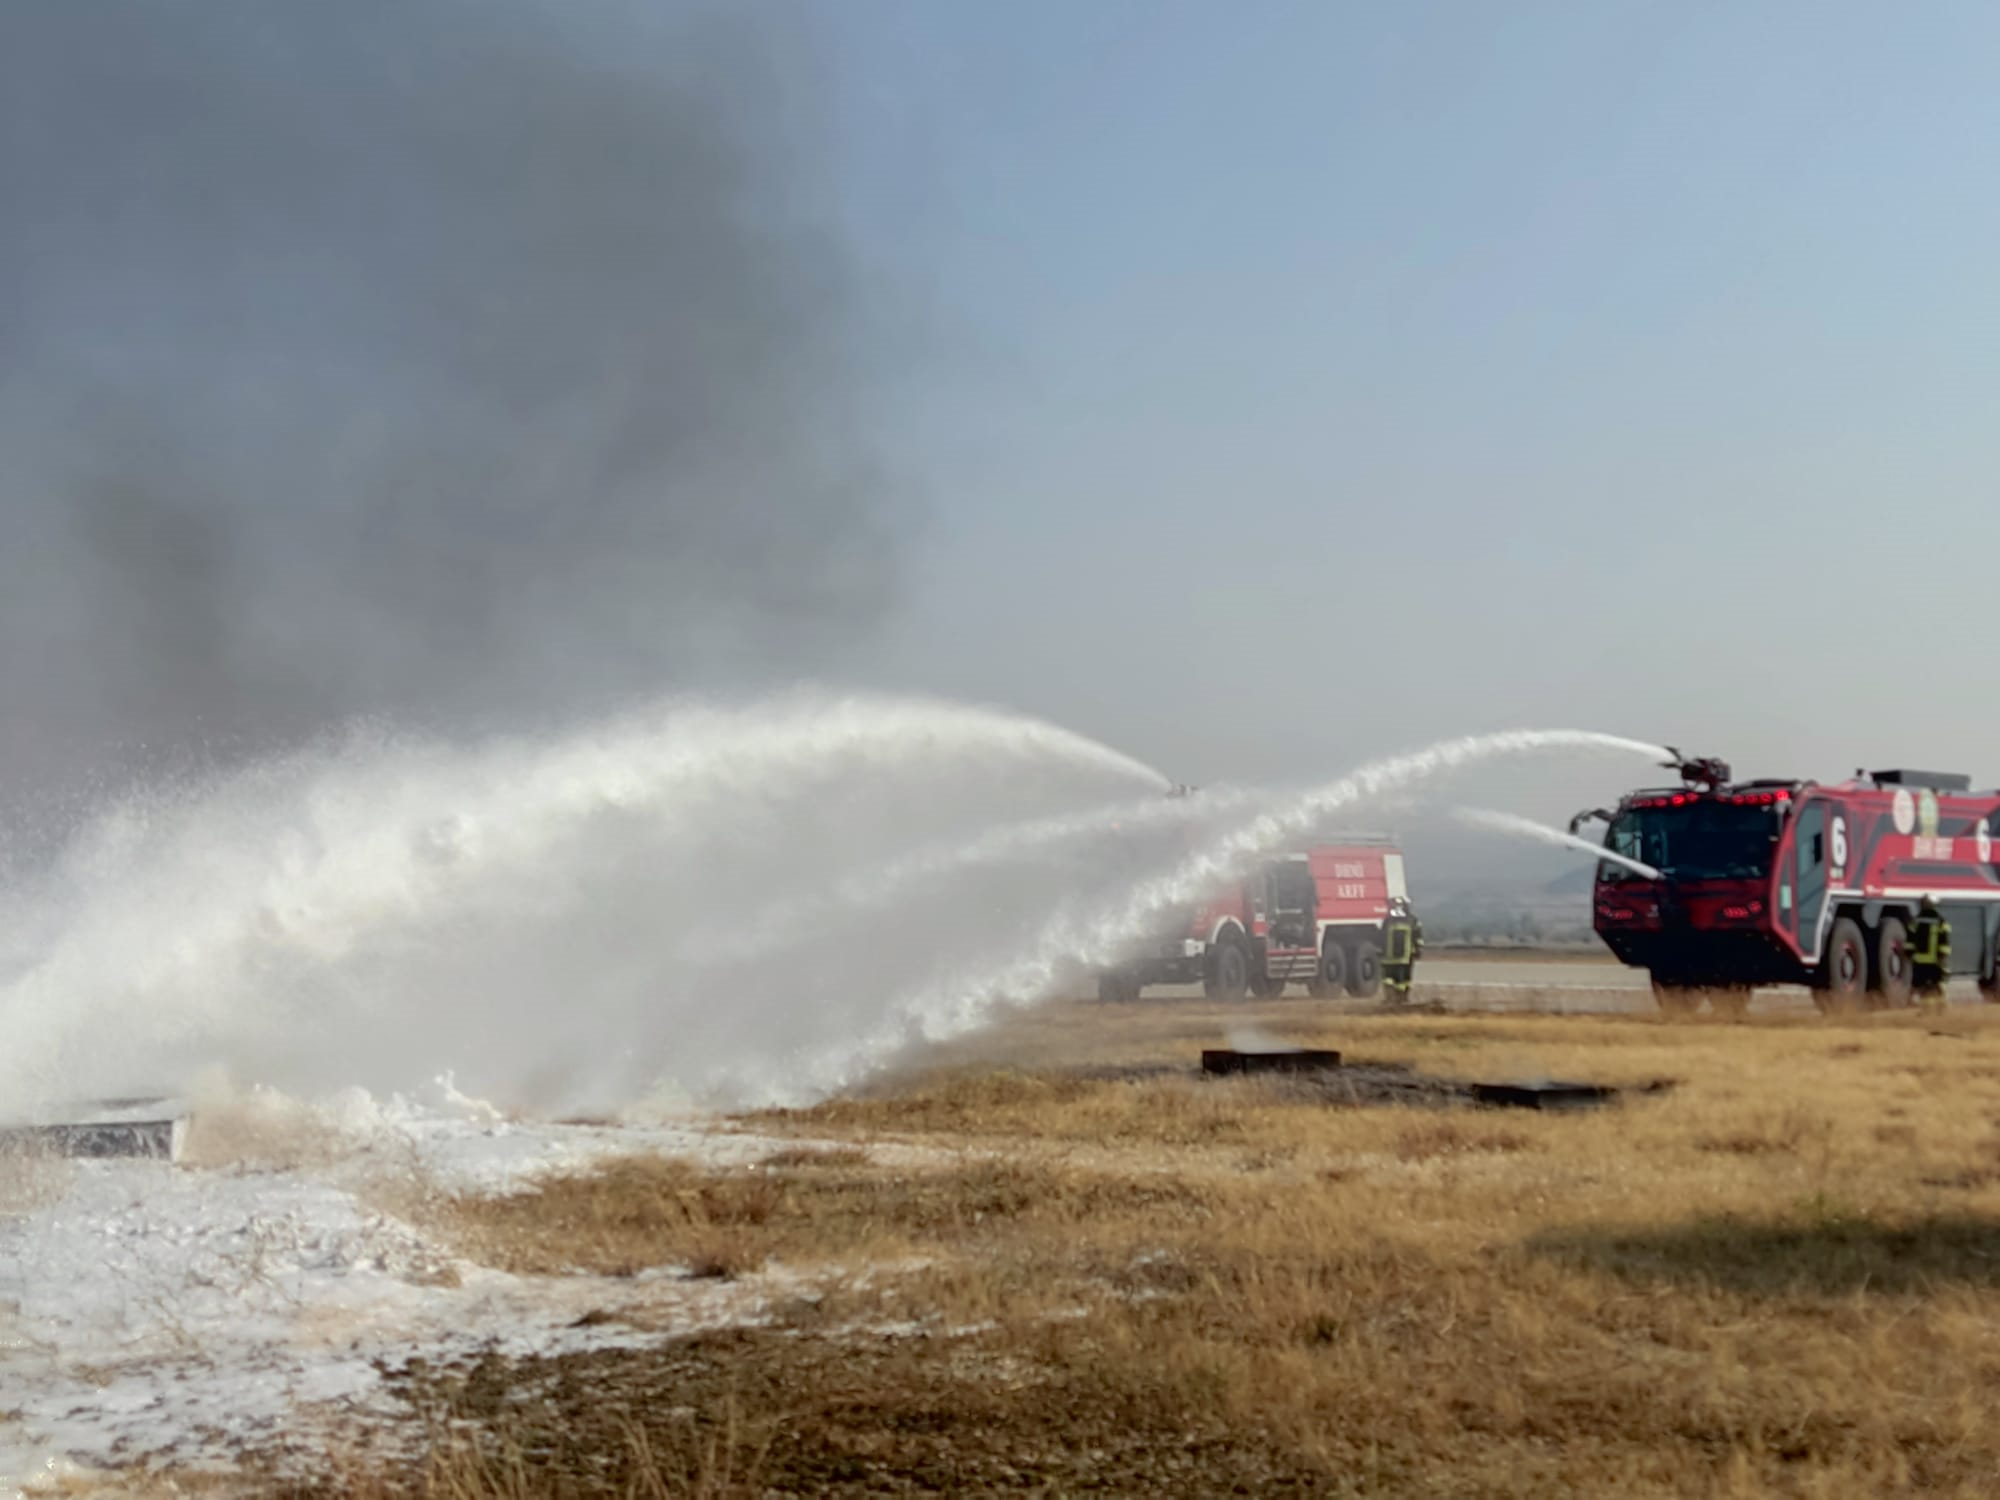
1309,847,1399,923
1104,840,1413,999
1190,844,1406,951
1592,771,2000,994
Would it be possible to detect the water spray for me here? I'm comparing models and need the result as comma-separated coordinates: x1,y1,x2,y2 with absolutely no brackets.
704,780,1270,966
0,691,1166,1114
0,708,1667,1115
1455,808,1662,880
731,728,1669,1101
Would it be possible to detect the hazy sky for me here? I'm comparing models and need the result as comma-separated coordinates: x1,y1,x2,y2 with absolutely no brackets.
7,2,1997,828
807,3,2000,793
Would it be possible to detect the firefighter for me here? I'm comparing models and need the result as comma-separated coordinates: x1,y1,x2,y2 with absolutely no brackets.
1382,897,1423,1006
1911,896,1952,1009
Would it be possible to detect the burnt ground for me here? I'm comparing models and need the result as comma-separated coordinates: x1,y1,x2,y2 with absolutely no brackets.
316,1330,1337,1499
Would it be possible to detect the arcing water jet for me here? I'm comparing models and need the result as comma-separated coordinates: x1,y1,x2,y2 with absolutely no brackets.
0,708,1666,1116
0,691,1164,1115
748,729,1668,1101
706,779,1269,967
1455,807,1662,880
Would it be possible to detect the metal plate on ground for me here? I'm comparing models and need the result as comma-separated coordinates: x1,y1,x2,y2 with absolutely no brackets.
0,1097,189,1160
1469,1081,1616,1111
1201,1048,1342,1077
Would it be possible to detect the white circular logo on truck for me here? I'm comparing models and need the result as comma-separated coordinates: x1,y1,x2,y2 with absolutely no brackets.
1892,789,1916,835
1981,818,1994,864
1831,816,1850,871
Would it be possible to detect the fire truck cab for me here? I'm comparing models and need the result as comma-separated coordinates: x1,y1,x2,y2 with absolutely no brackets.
1098,839,1413,1004
1581,755,2000,1013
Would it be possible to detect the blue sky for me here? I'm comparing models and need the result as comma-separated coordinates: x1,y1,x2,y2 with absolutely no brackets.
793,3,2000,794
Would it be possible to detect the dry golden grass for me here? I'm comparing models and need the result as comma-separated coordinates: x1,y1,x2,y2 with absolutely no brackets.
409,1151,1219,1283
301,1000,2000,1497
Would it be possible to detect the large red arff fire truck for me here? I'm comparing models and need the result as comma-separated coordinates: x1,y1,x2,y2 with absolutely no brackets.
1575,752,2000,1014
1097,831,1413,1004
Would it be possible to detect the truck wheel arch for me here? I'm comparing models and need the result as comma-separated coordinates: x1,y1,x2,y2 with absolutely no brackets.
1208,916,1248,949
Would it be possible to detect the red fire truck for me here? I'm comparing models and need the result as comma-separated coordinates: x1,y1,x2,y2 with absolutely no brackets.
1576,753,2000,1013
1097,839,1413,1004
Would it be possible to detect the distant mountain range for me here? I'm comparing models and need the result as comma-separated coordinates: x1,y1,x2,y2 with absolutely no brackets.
1392,815,1601,941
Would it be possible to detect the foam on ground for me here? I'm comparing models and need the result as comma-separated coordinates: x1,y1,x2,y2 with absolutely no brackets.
0,1085,862,1490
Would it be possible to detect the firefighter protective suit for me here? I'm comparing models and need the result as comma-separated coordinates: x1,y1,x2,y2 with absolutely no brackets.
1382,902,1422,1006
1911,900,1952,1009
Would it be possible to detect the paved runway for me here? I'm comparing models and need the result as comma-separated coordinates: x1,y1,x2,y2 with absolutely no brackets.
1413,954,1986,1014
1120,954,1985,1014
1413,955,1680,1014
1418,956,1648,991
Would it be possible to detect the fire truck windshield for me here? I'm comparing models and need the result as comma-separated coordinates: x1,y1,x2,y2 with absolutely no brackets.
1602,800,1781,882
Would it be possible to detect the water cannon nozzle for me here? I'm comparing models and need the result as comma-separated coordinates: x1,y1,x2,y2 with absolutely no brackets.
1662,751,1732,790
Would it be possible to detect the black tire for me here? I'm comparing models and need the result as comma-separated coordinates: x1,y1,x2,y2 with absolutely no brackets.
1098,970,1141,1005
1308,942,1348,1000
1815,915,1869,1014
1205,932,1252,1003
1252,967,1287,999
1874,915,1915,1009
1347,940,1382,999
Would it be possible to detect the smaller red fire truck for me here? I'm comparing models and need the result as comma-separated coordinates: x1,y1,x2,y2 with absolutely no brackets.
1097,839,1414,1004
1576,752,2000,1013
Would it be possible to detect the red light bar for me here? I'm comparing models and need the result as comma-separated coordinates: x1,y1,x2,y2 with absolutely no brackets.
1628,789,1794,809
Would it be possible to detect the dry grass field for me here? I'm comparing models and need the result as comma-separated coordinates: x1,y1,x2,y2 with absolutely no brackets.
291,995,2000,1498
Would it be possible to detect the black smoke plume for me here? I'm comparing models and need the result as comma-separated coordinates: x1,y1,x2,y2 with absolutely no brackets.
0,0,904,800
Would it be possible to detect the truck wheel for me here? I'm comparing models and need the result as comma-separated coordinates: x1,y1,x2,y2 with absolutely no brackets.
1308,942,1348,999
1815,916,1869,1014
1205,933,1251,1003
1347,941,1382,999
1252,968,1287,999
1873,915,1915,1009
1098,971,1141,1005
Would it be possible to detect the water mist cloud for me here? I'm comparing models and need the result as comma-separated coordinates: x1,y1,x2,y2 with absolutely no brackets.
0,0,904,793
1455,807,1662,880
0,692,1165,1116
